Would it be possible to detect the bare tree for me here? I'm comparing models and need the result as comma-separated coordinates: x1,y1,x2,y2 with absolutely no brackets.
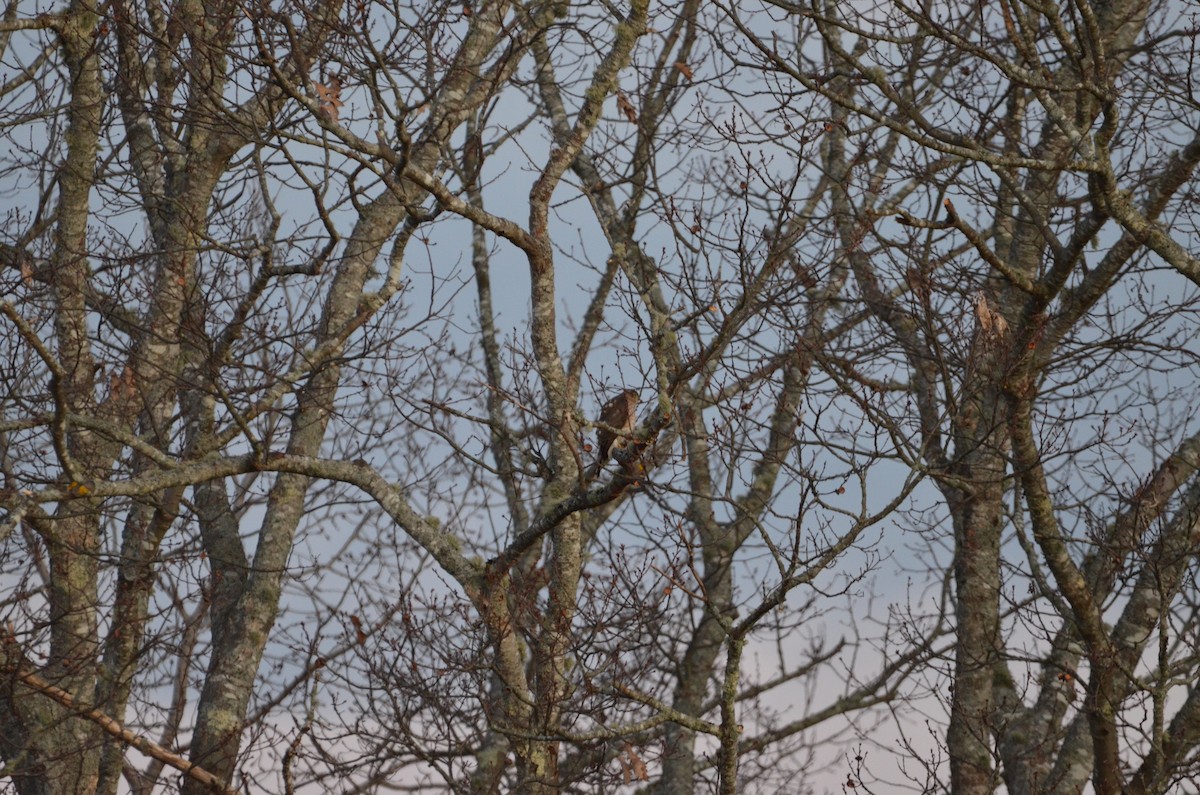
1,0,1199,793
727,0,1200,792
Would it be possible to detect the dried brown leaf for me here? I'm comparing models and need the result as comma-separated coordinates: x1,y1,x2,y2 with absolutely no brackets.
624,743,649,781
110,365,138,402
350,614,367,644
975,293,1008,337
315,73,344,121
616,91,638,124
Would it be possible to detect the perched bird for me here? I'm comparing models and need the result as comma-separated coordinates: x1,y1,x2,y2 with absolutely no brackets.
596,388,639,463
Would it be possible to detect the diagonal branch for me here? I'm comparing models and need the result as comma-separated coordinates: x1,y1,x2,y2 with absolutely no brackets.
10,667,237,795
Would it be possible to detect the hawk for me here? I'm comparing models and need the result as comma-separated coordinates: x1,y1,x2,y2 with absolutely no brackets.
596,388,639,462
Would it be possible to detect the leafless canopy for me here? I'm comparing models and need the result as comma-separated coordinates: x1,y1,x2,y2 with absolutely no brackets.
0,0,1199,794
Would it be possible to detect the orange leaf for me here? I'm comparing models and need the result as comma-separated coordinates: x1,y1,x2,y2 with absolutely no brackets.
673,61,694,80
